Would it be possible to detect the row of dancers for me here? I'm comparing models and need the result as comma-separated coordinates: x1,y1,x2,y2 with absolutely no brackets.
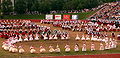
75,34,116,42
2,41,117,54
2,34,117,54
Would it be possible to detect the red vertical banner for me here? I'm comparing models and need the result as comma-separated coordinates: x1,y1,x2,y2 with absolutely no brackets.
63,15,71,20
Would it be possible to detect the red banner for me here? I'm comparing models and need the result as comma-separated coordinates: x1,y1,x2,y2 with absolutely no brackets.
63,15,71,20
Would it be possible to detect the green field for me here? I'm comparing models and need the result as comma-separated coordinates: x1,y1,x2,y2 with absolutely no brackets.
1,11,96,20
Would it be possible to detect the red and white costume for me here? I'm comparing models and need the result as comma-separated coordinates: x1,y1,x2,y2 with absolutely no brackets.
99,43,104,50
91,43,95,51
65,44,70,52
74,44,79,52
82,43,86,51
40,46,46,53
49,45,55,53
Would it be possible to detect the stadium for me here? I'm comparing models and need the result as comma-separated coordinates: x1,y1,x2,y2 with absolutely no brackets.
0,0,120,58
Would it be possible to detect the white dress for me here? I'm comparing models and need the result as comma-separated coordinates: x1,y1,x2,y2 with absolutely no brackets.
109,41,112,49
82,44,86,51
24,35,28,41
49,46,55,53
4,45,9,51
49,35,53,40
43,35,48,40
18,35,23,42
86,37,90,40
19,48,25,53
105,42,109,50
55,47,60,53
29,36,33,41
66,34,69,40
12,47,18,53
65,45,70,52
18,46,25,53
99,43,104,50
54,35,58,40
75,34,80,40
30,47,36,53
74,45,79,52
40,46,46,53
81,35,85,40
91,44,95,51
61,35,65,40
35,34,39,40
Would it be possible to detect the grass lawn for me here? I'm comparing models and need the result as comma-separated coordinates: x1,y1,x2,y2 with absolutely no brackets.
1,11,96,20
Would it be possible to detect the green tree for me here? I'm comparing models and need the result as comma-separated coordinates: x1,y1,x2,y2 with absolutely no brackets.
14,0,27,14
1,0,13,15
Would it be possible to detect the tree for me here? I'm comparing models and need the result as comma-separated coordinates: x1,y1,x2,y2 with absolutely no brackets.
14,0,27,14
1,0,13,15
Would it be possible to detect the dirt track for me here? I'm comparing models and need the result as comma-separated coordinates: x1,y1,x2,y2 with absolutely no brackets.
39,54,120,58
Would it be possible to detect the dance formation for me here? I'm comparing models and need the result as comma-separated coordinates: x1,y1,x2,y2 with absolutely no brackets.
0,2,120,54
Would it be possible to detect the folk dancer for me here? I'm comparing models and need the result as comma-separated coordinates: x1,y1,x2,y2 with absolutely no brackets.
75,34,80,41
74,44,79,52
55,45,61,53
49,45,55,53
30,46,36,54
18,46,25,54
82,42,86,51
99,43,104,50
39,46,46,53
91,42,95,51
65,44,70,52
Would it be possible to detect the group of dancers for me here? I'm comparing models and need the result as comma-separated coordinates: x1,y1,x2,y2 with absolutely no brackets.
2,37,117,54
0,19,70,41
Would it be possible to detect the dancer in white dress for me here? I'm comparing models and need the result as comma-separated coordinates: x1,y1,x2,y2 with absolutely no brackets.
53,34,58,40
49,34,53,40
109,41,112,49
3,44,10,51
74,44,79,52
43,34,48,40
30,46,36,54
35,33,39,40
18,35,23,42
12,45,18,53
113,39,117,48
81,35,86,40
24,35,29,41
105,42,109,50
86,35,90,40
55,45,61,53
82,42,86,51
39,46,46,53
61,35,65,40
49,45,55,53
75,34,80,41
65,44,70,52
29,34,33,41
99,43,104,50
18,46,25,54
66,34,69,40
91,35,94,41
91,42,95,51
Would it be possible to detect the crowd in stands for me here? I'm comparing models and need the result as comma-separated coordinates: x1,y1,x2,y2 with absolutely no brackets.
90,2,120,20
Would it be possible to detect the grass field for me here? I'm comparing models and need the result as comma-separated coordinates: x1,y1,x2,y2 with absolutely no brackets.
1,11,96,20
